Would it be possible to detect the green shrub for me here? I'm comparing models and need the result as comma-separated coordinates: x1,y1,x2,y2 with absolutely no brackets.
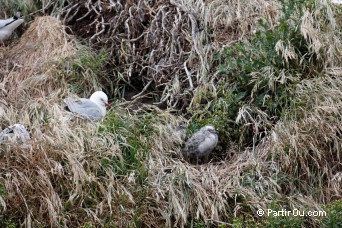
321,200,342,227
191,0,325,148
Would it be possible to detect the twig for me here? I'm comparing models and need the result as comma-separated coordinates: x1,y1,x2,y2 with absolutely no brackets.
184,61,194,90
131,80,153,100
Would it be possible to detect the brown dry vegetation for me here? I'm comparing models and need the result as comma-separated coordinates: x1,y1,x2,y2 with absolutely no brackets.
58,0,281,108
0,0,341,227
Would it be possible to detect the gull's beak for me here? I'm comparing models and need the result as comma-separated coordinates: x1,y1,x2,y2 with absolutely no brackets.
105,102,112,109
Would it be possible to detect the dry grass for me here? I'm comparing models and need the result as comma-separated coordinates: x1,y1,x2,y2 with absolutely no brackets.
1,16,76,100
58,0,281,108
146,72,342,227
0,16,123,227
0,0,341,227
272,71,342,201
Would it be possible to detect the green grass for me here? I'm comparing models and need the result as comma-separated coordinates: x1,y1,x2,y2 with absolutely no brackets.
0,0,68,18
189,0,329,148
321,200,342,227
100,109,157,184
230,200,342,228
54,48,110,95
0,182,15,228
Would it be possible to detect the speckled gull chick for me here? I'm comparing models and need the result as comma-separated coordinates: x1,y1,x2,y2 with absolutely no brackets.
183,125,218,164
64,91,112,121
0,12,24,42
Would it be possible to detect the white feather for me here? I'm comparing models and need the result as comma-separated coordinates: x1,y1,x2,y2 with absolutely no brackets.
0,16,24,42
64,91,110,121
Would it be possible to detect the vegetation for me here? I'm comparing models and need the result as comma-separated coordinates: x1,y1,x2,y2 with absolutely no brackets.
0,0,341,227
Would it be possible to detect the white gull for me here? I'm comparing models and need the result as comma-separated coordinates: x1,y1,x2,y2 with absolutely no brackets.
64,91,112,121
0,12,24,42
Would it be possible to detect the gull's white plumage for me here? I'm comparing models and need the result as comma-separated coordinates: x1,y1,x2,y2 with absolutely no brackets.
64,91,112,121
0,12,24,42
332,0,342,4
183,125,218,164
